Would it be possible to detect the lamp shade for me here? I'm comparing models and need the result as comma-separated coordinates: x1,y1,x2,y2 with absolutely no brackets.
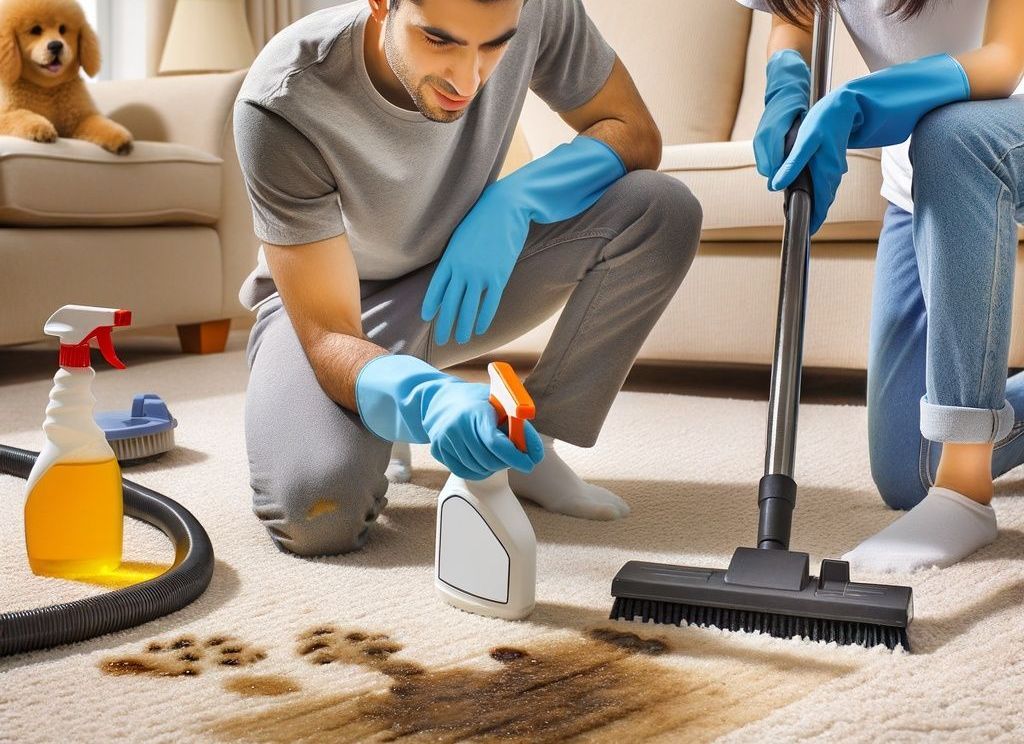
159,0,258,74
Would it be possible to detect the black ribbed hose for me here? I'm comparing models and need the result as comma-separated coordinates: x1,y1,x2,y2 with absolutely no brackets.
0,445,214,657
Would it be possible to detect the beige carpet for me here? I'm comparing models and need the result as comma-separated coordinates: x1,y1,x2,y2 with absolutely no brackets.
1,333,1022,742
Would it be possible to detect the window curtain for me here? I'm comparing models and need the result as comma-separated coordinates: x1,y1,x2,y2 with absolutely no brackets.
245,0,304,50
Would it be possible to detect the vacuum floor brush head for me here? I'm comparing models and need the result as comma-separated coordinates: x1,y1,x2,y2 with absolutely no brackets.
610,550,912,651
95,394,177,466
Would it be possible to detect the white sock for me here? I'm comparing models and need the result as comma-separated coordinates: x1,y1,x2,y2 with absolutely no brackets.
842,487,997,573
385,441,412,484
508,435,630,521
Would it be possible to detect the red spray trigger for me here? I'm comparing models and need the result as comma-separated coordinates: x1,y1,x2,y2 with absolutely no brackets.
91,326,126,369
47,306,132,369
67,326,127,369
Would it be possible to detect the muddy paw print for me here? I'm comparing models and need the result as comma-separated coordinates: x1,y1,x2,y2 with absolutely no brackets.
296,626,424,678
101,634,267,678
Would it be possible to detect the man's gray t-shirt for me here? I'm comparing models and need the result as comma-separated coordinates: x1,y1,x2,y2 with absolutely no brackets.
235,0,616,310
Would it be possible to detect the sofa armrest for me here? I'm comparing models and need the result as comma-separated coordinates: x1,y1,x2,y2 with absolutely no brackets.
88,70,247,157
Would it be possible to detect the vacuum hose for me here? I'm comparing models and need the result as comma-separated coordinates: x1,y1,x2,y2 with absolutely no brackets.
0,445,214,657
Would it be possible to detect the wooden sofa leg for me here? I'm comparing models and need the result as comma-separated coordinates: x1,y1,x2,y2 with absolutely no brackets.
177,319,231,354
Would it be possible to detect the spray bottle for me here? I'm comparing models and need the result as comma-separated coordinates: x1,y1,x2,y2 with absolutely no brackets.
24,304,132,578
435,362,537,620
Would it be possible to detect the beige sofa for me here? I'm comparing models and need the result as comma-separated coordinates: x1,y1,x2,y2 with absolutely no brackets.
4,3,1022,369
0,70,254,352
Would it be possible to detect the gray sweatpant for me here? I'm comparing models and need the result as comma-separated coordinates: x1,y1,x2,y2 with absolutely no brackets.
245,170,702,556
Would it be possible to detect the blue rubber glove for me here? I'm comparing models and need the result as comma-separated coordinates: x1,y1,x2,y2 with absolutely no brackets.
355,354,545,481
771,53,970,234
755,49,810,181
422,135,627,347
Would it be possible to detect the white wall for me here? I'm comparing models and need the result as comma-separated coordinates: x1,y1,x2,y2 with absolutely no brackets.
107,0,149,80
79,0,100,27
78,0,108,80
82,0,149,81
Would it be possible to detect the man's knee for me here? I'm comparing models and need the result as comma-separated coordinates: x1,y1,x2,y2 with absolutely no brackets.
628,170,702,235
616,170,703,272
251,454,389,557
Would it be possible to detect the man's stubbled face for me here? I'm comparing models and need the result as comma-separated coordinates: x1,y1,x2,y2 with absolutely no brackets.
382,0,523,123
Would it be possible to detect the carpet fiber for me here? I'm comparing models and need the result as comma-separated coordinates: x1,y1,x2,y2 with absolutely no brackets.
1,334,1022,742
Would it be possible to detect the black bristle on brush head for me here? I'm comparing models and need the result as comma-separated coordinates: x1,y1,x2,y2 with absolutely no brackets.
610,597,910,651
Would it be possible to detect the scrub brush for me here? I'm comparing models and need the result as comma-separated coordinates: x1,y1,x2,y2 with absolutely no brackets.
95,393,177,466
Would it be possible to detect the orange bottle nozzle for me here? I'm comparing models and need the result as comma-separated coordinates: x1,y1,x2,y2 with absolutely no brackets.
487,362,535,453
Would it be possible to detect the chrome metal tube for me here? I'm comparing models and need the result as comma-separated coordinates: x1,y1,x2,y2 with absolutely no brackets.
763,10,836,479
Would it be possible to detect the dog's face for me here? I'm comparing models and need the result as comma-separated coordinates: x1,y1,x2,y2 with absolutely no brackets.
0,0,101,87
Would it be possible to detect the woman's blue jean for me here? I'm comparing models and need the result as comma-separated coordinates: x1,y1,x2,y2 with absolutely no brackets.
867,95,1024,510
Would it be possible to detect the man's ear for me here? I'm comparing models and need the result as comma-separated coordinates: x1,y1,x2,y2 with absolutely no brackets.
368,0,389,23
0,31,22,84
79,22,101,77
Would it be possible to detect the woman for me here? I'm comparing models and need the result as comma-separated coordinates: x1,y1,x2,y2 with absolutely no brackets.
740,0,1024,571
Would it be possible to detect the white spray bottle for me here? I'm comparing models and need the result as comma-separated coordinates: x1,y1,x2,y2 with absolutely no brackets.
24,304,132,578
435,362,537,620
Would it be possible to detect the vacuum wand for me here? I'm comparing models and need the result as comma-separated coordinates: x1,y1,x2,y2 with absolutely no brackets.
757,10,836,551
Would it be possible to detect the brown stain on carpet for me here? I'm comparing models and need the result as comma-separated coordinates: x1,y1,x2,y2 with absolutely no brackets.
212,625,848,743
100,634,267,678
98,625,856,741
224,674,302,698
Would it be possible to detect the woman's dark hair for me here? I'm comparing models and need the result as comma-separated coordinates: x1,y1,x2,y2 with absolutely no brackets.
764,0,934,24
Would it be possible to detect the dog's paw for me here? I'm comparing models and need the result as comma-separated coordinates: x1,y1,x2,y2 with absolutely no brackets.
99,131,133,156
74,117,134,155
23,118,58,143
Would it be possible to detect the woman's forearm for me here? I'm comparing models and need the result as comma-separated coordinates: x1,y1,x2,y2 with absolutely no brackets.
767,14,813,63
764,0,1024,100
956,0,1024,100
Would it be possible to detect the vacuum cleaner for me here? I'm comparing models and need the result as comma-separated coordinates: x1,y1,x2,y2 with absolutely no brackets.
609,9,913,651
0,444,214,657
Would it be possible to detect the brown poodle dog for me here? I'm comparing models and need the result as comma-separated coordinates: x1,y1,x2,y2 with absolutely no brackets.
0,0,132,154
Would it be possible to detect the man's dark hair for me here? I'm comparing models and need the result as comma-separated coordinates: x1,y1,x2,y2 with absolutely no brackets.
389,0,524,10
764,0,936,24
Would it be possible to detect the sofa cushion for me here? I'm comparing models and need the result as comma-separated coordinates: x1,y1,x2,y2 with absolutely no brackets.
0,136,222,228
519,1,754,157
661,140,887,242
583,0,752,145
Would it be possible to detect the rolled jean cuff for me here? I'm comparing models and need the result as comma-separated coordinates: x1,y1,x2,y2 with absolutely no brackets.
919,396,1015,443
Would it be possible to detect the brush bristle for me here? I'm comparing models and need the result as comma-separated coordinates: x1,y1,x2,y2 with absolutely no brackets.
109,430,176,466
610,596,909,651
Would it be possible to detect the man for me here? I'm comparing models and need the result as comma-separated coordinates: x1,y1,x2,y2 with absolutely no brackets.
235,0,702,557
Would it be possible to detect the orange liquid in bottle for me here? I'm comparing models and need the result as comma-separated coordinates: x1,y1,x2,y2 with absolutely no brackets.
25,459,123,577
